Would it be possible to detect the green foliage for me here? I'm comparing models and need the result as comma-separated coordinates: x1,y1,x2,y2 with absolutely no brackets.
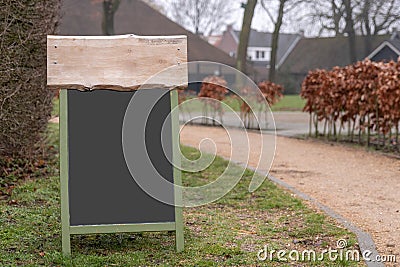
271,95,306,111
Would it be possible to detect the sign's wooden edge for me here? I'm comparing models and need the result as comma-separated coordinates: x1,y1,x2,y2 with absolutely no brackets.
47,84,188,91
47,34,188,91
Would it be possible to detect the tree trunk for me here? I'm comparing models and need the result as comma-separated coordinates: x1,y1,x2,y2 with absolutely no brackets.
367,114,371,147
333,118,337,140
362,0,372,54
102,0,121,36
269,0,285,82
331,0,342,36
314,113,319,138
338,119,343,142
237,0,257,74
348,120,351,137
195,0,200,35
343,0,357,63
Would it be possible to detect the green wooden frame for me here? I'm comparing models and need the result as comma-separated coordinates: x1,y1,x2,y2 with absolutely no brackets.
59,89,184,256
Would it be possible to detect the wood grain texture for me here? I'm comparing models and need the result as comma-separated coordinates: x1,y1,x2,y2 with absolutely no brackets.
47,34,187,91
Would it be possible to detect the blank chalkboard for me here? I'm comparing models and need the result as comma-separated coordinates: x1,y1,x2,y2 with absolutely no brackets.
67,89,175,226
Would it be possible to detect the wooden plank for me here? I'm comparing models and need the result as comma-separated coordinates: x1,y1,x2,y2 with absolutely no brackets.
59,89,71,255
47,34,187,91
69,222,176,235
170,90,184,252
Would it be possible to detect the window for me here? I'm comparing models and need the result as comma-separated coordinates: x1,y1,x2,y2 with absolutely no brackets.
255,50,266,60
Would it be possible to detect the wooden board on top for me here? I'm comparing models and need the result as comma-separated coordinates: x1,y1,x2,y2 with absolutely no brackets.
47,34,187,91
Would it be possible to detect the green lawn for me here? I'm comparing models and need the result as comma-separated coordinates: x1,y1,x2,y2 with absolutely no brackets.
179,95,305,114
51,94,305,119
271,95,306,112
52,98,59,117
0,122,363,266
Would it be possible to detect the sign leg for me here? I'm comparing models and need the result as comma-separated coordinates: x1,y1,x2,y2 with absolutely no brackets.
60,89,71,256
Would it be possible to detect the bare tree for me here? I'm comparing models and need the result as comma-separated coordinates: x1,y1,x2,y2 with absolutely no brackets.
356,0,400,53
356,0,400,35
260,0,302,82
237,0,258,74
306,0,347,36
304,0,400,62
306,0,400,37
163,0,238,36
343,0,357,62
101,0,121,35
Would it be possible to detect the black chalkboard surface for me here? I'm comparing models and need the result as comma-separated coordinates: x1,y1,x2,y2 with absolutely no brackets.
67,89,175,226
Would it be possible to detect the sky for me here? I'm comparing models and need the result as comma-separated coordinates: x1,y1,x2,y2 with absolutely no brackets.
224,1,316,36
232,1,278,32
156,0,399,37
156,0,309,36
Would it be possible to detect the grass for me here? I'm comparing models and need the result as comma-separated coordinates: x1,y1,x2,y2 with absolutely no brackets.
51,94,305,118
0,122,364,266
51,97,60,118
177,94,305,119
270,95,306,112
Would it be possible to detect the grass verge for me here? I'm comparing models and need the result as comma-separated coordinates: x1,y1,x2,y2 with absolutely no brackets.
271,95,306,112
199,95,305,113
51,95,305,118
0,122,363,266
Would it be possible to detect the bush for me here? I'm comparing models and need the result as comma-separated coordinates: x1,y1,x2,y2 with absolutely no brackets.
0,1,60,182
198,76,228,125
301,59,400,150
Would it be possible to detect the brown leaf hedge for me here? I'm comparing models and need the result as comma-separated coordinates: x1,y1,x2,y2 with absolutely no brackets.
198,76,228,125
301,58,400,148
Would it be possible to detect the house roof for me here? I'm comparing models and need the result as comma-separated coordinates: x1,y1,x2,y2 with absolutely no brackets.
389,38,400,51
367,31,400,61
388,31,400,52
59,0,237,67
279,34,390,74
232,29,301,64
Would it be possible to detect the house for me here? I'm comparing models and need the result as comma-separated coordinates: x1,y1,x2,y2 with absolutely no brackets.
213,25,302,80
278,34,390,94
368,30,400,62
58,0,256,91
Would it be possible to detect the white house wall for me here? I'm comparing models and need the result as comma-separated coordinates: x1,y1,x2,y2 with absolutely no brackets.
247,46,271,62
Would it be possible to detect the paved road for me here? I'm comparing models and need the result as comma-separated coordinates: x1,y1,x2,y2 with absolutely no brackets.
180,111,317,137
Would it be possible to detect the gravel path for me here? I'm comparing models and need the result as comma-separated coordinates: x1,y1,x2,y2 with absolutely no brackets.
180,125,400,262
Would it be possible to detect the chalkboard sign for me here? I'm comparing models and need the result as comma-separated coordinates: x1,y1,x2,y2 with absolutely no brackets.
48,34,187,255
68,89,175,226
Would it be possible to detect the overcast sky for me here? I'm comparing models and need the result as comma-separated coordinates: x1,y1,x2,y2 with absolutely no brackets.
157,0,308,35
231,1,278,32
227,1,314,35
156,0,399,37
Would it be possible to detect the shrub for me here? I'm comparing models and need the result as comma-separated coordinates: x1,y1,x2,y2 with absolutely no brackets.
0,1,60,157
198,76,228,125
239,81,284,129
301,58,400,149
0,1,60,177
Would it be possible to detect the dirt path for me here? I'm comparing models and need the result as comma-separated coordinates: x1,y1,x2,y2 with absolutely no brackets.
180,125,400,261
